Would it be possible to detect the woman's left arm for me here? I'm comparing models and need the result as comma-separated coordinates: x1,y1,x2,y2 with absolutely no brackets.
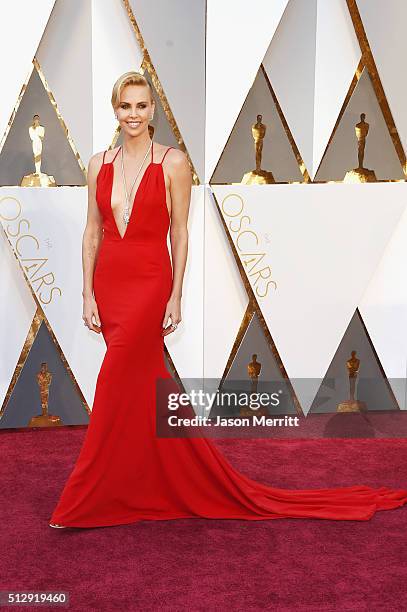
162,149,192,336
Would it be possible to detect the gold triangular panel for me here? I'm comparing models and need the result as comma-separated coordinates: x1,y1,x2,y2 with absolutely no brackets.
1,308,41,417
346,0,406,176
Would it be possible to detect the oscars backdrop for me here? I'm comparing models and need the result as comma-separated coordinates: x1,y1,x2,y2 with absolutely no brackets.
1,0,407,432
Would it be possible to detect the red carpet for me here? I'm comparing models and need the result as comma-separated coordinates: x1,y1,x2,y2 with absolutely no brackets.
1,428,407,611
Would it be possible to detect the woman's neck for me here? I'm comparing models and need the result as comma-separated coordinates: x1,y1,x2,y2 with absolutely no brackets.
121,133,152,158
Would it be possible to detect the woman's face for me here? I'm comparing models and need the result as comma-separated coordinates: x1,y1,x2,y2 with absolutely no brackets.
116,84,154,136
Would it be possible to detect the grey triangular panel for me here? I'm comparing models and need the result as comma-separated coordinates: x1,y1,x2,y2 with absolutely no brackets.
212,67,303,184
210,311,296,417
315,68,404,181
0,68,86,186
309,310,399,413
127,0,205,180
1,320,89,429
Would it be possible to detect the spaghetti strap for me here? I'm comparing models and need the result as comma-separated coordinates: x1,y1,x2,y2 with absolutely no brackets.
111,146,121,163
103,147,121,165
160,147,174,165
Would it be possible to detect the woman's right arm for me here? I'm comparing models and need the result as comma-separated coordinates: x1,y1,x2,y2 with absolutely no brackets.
82,153,104,334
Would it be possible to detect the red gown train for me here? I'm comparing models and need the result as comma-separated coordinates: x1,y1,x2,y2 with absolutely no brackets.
49,143,407,527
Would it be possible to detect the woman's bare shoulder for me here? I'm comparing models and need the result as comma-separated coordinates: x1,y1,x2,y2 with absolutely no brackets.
155,142,186,165
89,150,106,168
93,147,120,165
87,150,110,183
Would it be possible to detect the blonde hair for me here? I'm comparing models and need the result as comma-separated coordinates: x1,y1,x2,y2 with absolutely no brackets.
111,71,154,108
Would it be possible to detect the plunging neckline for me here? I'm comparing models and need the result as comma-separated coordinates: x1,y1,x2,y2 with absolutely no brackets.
110,158,156,241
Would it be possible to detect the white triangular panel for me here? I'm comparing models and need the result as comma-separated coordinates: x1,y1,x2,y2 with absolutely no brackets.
359,205,407,410
264,0,361,178
0,226,36,406
204,188,249,384
128,0,206,182
165,186,204,384
357,0,407,163
0,0,56,148
0,187,105,407
212,182,407,414
263,0,317,178
36,0,93,165
92,0,143,155
313,0,360,177
206,0,289,182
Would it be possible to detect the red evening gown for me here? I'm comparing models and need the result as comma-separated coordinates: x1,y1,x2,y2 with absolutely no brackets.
49,142,407,527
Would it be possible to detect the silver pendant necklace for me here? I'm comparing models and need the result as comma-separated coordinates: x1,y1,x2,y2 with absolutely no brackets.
120,140,153,225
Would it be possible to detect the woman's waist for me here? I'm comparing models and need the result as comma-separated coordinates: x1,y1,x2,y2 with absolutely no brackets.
96,237,170,265
100,235,169,249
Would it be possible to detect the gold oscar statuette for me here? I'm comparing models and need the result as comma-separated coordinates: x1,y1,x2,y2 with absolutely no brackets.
28,362,63,427
337,350,367,413
241,114,275,184
240,353,269,417
344,113,377,183
21,114,56,187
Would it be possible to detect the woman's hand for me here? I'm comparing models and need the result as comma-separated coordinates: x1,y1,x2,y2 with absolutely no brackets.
82,294,102,333
162,295,181,336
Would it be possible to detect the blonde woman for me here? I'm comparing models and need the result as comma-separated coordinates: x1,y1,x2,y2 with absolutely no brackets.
49,72,407,528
